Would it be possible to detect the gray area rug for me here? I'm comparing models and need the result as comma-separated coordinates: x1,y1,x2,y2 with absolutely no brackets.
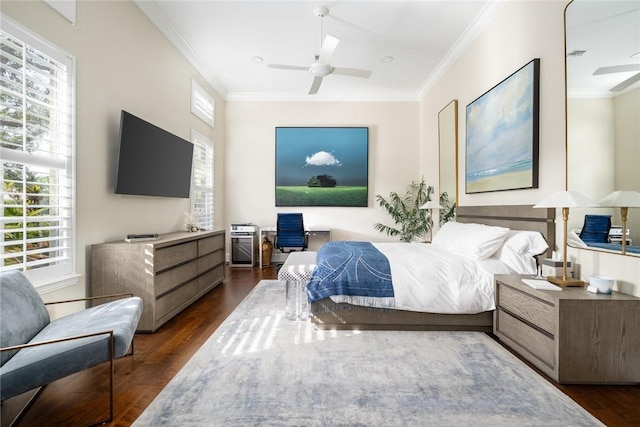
133,280,603,426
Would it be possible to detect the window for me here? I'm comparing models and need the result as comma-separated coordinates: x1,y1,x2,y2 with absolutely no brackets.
1,17,76,288
191,130,214,231
191,79,214,127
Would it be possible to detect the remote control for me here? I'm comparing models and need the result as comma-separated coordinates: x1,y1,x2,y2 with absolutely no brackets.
127,233,159,239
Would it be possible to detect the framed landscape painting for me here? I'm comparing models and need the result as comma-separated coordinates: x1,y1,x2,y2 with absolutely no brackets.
275,127,368,207
465,58,540,194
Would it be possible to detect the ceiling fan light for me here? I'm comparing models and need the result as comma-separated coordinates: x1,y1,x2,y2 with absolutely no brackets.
310,63,332,77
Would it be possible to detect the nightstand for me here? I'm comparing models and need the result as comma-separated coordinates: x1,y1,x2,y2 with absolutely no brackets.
494,274,640,384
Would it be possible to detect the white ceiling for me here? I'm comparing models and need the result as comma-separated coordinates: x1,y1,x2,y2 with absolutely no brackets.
134,0,499,101
566,0,640,97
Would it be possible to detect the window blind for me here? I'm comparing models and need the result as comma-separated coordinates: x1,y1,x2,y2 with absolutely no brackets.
1,18,75,282
191,79,214,127
191,130,214,231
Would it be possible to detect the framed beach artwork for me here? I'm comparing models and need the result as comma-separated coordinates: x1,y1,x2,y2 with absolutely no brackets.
465,58,540,194
275,127,368,207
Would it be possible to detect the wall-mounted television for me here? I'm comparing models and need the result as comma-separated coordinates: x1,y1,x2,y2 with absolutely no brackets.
115,110,194,198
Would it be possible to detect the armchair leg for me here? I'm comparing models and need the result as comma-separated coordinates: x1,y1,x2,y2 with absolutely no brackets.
87,332,115,427
2,387,44,427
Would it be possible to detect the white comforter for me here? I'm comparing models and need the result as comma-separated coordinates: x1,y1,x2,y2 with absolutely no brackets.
330,242,513,314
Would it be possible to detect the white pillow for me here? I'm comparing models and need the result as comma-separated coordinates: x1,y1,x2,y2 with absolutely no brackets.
500,230,549,256
568,230,588,248
432,221,509,260
494,230,549,275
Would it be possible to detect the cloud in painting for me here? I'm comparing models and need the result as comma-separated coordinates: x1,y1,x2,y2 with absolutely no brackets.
305,151,341,166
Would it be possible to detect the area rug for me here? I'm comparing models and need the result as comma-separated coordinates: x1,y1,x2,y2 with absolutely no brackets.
133,280,603,426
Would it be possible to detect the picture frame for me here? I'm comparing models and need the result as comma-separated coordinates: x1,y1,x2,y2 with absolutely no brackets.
465,58,540,194
275,127,368,207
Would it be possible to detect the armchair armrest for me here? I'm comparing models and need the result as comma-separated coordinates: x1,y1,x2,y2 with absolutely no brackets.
44,292,134,306
0,329,114,354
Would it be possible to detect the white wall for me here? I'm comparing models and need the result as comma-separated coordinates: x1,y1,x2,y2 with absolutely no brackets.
567,97,616,232
420,1,568,206
224,101,419,244
419,0,639,296
3,1,225,307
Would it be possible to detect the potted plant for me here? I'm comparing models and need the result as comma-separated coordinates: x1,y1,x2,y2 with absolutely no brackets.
374,177,435,242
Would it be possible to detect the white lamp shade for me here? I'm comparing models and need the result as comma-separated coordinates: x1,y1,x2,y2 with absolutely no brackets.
598,190,640,208
420,201,443,209
534,191,595,208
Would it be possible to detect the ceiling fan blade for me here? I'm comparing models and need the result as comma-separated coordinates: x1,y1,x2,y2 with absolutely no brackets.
593,64,640,75
610,72,640,92
309,76,323,95
318,35,339,64
267,64,309,72
332,67,372,79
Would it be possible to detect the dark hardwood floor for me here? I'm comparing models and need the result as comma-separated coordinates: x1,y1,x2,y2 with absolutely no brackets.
3,266,639,426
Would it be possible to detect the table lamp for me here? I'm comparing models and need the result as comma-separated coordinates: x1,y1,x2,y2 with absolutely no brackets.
420,200,443,243
598,190,640,255
534,191,595,287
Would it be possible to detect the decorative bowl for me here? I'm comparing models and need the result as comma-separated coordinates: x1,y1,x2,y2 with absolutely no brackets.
589,275,615,294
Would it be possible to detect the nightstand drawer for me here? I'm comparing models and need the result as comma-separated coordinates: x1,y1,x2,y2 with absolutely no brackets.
497,310,555,369
498,284,556,335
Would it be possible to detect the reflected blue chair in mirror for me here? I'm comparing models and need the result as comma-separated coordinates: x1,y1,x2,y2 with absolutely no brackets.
579,214,612,244
276,213,308,253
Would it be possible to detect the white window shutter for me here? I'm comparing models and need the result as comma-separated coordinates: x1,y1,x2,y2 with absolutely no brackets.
191,79,214,128
1,17,76,284
190,130,214,230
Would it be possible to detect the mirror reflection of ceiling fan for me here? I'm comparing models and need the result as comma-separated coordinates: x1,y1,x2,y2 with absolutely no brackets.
267,5,372,95
593,63,640,92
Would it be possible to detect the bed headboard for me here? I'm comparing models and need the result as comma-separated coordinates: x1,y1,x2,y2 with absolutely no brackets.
456,205,556,259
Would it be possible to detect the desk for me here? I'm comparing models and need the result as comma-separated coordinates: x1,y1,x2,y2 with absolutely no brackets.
259,226,331,267
609,225,631,245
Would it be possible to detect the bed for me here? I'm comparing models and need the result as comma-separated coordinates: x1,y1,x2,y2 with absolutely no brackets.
309,205,556,331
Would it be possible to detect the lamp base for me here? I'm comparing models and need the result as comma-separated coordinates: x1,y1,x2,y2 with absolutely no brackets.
547,276,584,287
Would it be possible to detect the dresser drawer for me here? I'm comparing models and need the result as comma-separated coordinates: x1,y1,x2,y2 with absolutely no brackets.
156,279,198,320
198,234,224,255
197,264,224,293
198,250,225,273
155,259,198,297
155,241,198,272
498,283,556,335
497,310,555,370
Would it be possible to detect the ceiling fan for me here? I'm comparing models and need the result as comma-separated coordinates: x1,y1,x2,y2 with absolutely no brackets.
267,5,372,95
593,63,640,92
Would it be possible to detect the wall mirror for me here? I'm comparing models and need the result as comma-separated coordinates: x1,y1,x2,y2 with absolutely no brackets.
565,0,640,256
438,100,458,222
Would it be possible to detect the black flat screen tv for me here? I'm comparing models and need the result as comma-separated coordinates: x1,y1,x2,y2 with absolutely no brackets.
115,110,194,198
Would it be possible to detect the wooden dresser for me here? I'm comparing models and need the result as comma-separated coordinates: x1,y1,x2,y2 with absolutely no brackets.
494,274,640,384
91,230,225,332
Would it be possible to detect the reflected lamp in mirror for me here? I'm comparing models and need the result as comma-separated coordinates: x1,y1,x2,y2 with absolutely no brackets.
420,200,443,243
598,191,640,255
534,191,595,287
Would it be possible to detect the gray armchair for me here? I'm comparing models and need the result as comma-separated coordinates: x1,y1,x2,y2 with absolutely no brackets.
0,270,143,426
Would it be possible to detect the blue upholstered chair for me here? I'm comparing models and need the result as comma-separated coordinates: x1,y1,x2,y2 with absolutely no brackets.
276,213,308,253
0,270,143,426
579,214,612,244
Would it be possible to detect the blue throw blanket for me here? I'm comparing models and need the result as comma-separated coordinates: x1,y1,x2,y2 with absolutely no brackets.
307,241,394,303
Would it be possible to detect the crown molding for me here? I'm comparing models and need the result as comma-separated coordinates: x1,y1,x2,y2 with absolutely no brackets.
134,0,228,99
226,91,419,102
418,0,506,98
